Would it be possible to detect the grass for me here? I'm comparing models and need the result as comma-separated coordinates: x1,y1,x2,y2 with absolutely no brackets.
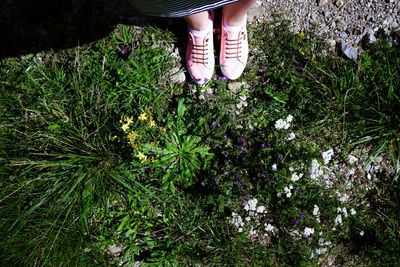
1,15,400,266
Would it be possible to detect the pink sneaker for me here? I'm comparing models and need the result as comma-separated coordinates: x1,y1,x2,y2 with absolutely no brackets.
220,15,248,80
186,12,214,85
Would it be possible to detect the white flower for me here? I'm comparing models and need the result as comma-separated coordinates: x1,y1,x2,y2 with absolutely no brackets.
238,228,243,233
256,206,265,213
231,212,243,227
334,214,342,226
271,164,277,171
348,155,358,164
264,223,274,232
342,207,348,217
291,172,301,182
360,231,364,236
244,204,249,211
303,227,315,237
286,132,296,141
313,205,320,216
247,198,258,211
350,208,356,215
245,217,251,221
274,118,290,130
310,159,323,180
284,186,292,198
286,114,293,123
322,149,334,164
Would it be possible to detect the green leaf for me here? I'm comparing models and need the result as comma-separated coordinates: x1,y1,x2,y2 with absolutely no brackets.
177,98,186,118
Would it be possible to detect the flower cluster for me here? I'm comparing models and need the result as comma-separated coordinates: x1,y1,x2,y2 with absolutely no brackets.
119,111,164,163
274,114,293,130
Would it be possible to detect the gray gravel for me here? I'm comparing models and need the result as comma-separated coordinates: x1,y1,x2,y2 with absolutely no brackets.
248,0,400,57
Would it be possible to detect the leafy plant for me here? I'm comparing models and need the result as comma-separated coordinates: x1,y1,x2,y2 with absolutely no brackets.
144,98,214,190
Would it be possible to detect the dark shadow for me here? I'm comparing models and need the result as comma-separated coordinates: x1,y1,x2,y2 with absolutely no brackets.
0,0,188,59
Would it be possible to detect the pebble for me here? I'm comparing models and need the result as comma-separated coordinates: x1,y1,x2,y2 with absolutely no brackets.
168,67,186,84
339,41,358,60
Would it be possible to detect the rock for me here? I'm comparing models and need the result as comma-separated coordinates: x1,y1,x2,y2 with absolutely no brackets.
107,244,123,257
319,0,330,7
168,67,186,84
361,28,377,47
340,41,358,60
335,0,344,8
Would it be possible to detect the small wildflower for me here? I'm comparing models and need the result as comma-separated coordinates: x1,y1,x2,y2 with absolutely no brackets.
121,123,129,132
294,221,299,225
138,112,147,121
242,157,246,162
148,120,155,127
242,137,246,143
224,135,227,140
136,152,147,162
214,177,219,181
301,214,305,218
212,121,216,126
218,76,228,81
224,171,228,175
267,143,271,147
262,143,265,148
299,32,304,38
201,181,205,186
160,127,167,132
360,231,364,236
252,108,256,112
121,49,127,54
125,116,133,125
272,164,277,171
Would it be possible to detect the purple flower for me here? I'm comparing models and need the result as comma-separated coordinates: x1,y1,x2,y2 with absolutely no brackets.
252,108,256,112
224,135,227,140
307,171,311,175
214,177,219,181
201,181,205,186
240,186,243,189
212,121,216,126
294,220,299,225
242,137,246,143
242,157,246,162
261,174,266,178
278,156,283,160
219,76,228,82
267,143,271,147
240,145,244,150
135,55,139,59
262,143,265,148
242,201,246,205
301,214,305,218
225,153,228,157
227,159,231,163
224,171,228,175
121,49,127,55
246,187,250,191
245,194,249,197
217,124,220,127
296,188,300,192
236,145,240,150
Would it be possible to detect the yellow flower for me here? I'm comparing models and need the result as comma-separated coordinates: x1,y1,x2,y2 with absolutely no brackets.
121,123,129,132
160,127,167,132
113,200,118,205
299,32,304,38
300,51,305,56
136,152,147,162
138,112,147,121
148,120,155,127
125,116,133,125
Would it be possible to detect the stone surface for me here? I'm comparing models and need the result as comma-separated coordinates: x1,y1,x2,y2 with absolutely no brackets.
168,67,186,84
340,41,358,60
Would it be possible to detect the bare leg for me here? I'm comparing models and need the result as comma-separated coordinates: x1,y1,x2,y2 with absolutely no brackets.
223,0,256,26
184,11,209,31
